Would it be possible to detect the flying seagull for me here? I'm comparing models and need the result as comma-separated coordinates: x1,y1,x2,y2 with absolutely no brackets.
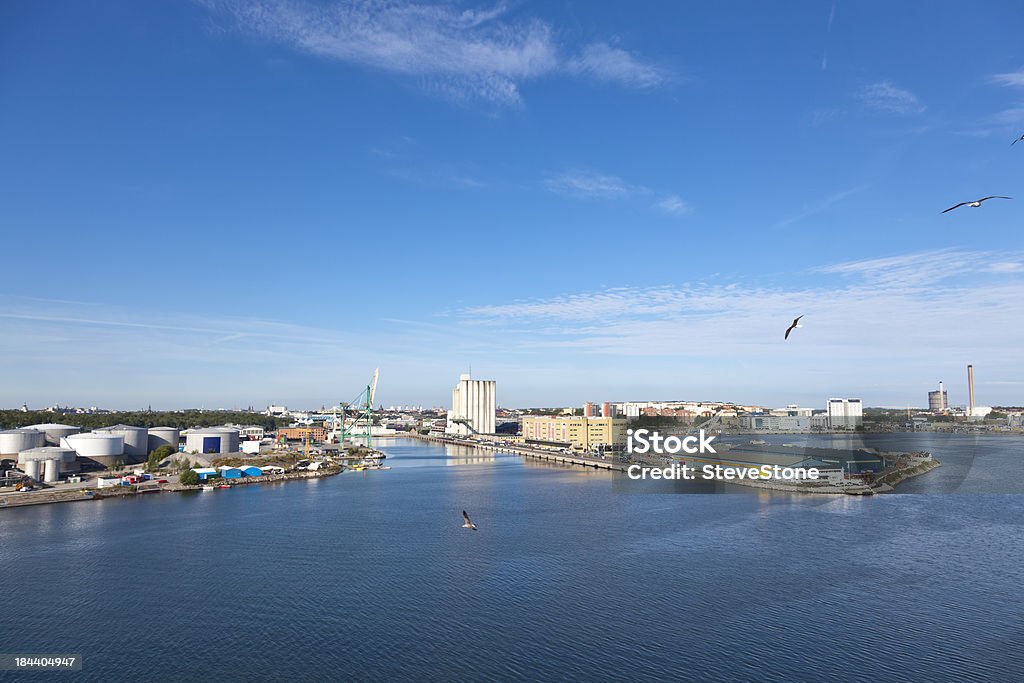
461,510,477,531
784,315,803,340
941,196,1012,213
1013,133,1024,145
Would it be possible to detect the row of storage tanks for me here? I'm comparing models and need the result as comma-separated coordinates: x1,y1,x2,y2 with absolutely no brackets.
1,423,241,482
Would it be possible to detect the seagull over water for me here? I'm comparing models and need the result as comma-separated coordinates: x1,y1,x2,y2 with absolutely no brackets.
462,510,477,531
941,196,1012,213
785,315,803,340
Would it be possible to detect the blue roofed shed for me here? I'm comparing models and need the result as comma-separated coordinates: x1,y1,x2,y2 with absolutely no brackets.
219,466,243,479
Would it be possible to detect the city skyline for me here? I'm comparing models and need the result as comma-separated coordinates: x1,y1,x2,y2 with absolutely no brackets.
2,1,1022,408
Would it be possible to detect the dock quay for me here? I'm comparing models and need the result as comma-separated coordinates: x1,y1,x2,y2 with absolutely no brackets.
411,433,625,471
1,466,344,509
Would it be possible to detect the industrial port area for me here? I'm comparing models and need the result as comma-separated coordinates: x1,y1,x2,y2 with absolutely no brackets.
2,364,1009,506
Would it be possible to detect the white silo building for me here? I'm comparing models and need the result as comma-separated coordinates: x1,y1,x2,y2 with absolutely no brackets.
182,427,240,455
147,427,181,452
94,425,149,461
26,423,81,446
0,428,45,456
63,433,125,467
445,374,497,436
19,447,79,481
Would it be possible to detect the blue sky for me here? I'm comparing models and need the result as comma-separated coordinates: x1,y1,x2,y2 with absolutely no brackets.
1,0,1023,410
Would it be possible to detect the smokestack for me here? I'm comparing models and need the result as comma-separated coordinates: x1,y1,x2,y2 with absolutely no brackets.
939,381,946,411
968,365,975,417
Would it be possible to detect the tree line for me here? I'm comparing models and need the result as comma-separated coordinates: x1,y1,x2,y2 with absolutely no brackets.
0,410,291,432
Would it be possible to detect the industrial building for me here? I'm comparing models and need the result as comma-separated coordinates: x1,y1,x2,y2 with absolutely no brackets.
826,398,863,429
677,443,886,479
182,427,240,454
738,415,811,431
928,382,949,413
522,416,628,453
278,426,327,442
446,374,496,436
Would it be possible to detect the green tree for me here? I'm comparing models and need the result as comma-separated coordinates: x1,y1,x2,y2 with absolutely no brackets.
179,469,200,486
147,445,177,471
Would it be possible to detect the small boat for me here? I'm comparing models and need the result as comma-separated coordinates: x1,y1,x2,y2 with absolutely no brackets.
217,484,231,489
201,485,215,491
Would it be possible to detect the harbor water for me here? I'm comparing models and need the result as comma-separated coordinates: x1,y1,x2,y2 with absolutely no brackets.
1,434,1022,681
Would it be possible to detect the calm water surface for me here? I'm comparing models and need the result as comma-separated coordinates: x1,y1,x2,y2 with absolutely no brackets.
1,435,1022,682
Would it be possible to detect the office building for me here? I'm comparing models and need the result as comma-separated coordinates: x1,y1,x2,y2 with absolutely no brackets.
826,398,863,430
522,416,628,452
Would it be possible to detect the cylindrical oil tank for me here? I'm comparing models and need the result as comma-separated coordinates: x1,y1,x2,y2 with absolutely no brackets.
19,447,79,474
43,458,59,483
24,459,40,481
94,425,148,460
0,429,45,455
26,423,81,446
183,427,240,455
63,433,125,467
147,427,180,452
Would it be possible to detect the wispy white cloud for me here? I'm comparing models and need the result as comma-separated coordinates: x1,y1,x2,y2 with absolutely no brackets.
199,0,670,104
815,248,997,286
457,249,1024,364
566,42,668,89
656,194,692,216
776,184,868,227
858,81,925,114
544,170,647,200
987,261,1024,273
989,68,1024,88
987,105,1024,126
821,1,837,71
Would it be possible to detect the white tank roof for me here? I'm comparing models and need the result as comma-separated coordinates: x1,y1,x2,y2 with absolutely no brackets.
18,447,76,463
26,423,79,430
63,432,125,457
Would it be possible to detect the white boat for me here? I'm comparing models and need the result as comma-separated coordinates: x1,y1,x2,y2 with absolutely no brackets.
201,485,215,491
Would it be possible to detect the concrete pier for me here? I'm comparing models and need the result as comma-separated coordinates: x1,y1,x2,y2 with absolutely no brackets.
412,433,625,471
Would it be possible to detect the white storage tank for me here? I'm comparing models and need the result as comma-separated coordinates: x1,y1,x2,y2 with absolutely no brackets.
94,425,149,461
19,447,80,474
147,427,180,452
183,427,240,455
0,428,45,455
26,423,81,446
43,458,59,483
23,459,40,481
63,433,125,467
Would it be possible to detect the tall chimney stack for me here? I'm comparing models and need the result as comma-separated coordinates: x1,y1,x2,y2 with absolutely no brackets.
967,365,975,417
